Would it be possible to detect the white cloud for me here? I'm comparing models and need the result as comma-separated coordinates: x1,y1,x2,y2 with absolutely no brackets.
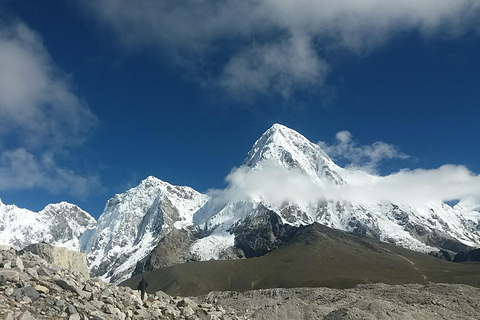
318,131,409,173
0,149,100,197
220,161,480,208
0,20,97,149
0,19,99,196
79,0,480,100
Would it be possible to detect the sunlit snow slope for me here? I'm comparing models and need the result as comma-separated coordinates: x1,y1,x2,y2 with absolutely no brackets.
0,198,96,251
80,176,209,283
191,124,480,260
2,123,480,284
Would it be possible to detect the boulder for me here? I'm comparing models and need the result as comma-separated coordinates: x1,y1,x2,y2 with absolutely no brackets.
22,243,89,277
0,269,20,283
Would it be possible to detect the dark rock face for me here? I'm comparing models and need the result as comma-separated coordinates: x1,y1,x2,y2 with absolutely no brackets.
133,227,200,275
231,208,300,258
406,225,473,253
454,248,480,262
429,249,455,261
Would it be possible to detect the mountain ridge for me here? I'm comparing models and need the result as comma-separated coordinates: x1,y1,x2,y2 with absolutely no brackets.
1,123,480,284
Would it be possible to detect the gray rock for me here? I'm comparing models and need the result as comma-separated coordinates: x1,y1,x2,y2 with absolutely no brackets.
0,244,20,251
23,243,89,277
68,314,81,320
26,267,39,279
83,283,93,292
324,307,376,320
21,295,32,304
66,304,78,315
0,269,20,283
5,287,14,296
17,310,36,320
177,297,197,308
15,256,25,272
103,303,116,314
54,279,82,295
182,306,195,317
36,266,53,277
22,286,40,301
55,300,65,309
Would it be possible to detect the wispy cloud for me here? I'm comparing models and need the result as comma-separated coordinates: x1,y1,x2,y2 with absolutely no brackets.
0,19,99,196
318,131,409,173
79,0,480,101
0,149,100,196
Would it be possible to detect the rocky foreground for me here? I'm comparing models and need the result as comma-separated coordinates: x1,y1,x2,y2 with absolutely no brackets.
201,283,480,319
2,243,480,320
0,244,240,320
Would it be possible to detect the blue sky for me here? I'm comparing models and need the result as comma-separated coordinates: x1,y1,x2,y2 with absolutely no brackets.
1,0,480,219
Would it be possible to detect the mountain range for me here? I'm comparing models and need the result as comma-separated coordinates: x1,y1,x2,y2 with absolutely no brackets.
1,123,480,284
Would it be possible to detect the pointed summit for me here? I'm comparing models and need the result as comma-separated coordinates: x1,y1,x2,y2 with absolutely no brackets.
243,124,344,185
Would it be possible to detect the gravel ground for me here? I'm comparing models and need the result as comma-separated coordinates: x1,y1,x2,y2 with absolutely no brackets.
198,282,480,320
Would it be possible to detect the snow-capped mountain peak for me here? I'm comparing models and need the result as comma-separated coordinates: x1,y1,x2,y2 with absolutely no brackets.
81,176,209,283
2,123,480,285
244,123,344,185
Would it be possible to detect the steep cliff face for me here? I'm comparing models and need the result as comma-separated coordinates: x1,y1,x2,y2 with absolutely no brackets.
80,176,209,283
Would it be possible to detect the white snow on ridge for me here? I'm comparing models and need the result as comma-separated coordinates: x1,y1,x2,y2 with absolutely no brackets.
82,176,209,283
0,200,96,251
2,123,480,284
196,123,480,258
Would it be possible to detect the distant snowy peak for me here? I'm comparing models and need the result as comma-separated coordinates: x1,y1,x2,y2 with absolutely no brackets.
0,200,95,251
244,123,344,185
41,202,96,228
82,175,209,283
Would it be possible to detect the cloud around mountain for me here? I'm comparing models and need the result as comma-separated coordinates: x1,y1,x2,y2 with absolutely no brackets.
318,130,409,173
213,124,480,208
221,161,480,208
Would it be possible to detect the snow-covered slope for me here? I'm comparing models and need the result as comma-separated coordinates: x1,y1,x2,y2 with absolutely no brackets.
191,124,480,260
2,123,480,284
244,123,345,185
80,176,209,283
0,198,96,251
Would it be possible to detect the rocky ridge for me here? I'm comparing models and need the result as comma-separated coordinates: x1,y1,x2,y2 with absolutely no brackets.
0,244,240,320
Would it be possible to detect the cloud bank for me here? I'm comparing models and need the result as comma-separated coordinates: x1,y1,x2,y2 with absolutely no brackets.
80,0,480,100
221,162,480,208
0,19,99,196
318,130,409,173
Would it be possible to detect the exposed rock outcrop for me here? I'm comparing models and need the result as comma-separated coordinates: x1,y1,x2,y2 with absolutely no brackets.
454,248,480,262
231,209,299,258
133,227,200,275
21,243,89,278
